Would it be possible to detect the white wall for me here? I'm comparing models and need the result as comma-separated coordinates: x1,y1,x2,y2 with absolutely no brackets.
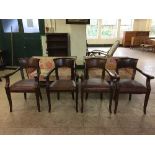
133,19,152,31
42,19,86,65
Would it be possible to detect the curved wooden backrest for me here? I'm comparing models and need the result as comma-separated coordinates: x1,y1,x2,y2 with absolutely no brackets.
18,57,40,79
116,57,138,79
84,57,107,79
53,57,76,80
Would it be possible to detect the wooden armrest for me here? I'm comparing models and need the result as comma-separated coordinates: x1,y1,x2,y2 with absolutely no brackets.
105,69,118,80
44,68,55,80
136,68,154,79
2,67,20,78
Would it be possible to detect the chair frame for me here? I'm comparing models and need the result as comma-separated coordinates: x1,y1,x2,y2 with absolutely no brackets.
45,57,78,112
80,57,116,113
86,40,120,57
2,57,42,112
114,57,154,114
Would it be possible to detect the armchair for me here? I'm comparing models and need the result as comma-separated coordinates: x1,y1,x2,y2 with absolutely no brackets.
45,57,78,112
2,57,42,112
114,57,154,114
80,57,116,113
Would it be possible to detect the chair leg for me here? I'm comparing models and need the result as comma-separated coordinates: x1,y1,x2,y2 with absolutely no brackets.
72,92,74,100
143,92,150,114
57,92,60,100
35,90,40,112
114,92,119,114
5,88,12,112
81,89,84,113
85,92,88,100
129,94,132,101
24,93,27,100
39,89,42,100
46,89,51,112
100,93,103,100
76,87,78,112
109,90,113,114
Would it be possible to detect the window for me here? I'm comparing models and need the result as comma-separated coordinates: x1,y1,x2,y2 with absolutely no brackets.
2,19,19,33
100,19,118,39
22,19,39,33
86,19,133,41
86,19,99,39
120,19,133,38
150,20,155,37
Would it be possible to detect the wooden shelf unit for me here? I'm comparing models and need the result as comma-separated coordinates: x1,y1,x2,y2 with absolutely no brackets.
122,31,150,47
46,33,70,56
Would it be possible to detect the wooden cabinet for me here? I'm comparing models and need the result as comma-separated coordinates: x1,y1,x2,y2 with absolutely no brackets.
122,31,150,47
46,33,70,56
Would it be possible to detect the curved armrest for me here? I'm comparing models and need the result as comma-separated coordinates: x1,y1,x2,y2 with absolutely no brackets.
100,51,108,55
2,67,20,79
44,68,55,80
105,69,119,81
136,68,154,79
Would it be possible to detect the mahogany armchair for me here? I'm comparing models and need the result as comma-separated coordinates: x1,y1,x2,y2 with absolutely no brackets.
45,57,78,112
114,57,154,114
80,57,116,113
2,57,42,112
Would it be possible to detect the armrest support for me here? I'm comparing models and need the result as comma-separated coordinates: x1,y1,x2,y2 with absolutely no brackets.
44,68,55,80
105,69,119,81
136,68,154,79
80,73,85,82
2,67,20,88
2,67,20,79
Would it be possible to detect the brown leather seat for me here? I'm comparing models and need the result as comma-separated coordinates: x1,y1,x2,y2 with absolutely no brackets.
10,79,37,92
82,78,110,90
49,80,76,91
45,57,78,112
2,58,42,112
81,57,116,113
118,79,147,93
114,57,154,114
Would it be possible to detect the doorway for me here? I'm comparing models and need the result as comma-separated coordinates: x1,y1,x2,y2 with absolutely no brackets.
0,19,45,66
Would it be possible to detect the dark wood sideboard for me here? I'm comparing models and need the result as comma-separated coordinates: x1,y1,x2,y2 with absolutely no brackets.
122,31,150,47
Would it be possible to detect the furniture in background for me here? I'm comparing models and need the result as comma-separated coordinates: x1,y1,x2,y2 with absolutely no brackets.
0,49,6,70
2,58,42,112
122,31,150,47
130,36,149,48
46,33,70,56
80,57,116,113
86,40,120,57
45,57,78,112
114,57,154,114
140,38,155,52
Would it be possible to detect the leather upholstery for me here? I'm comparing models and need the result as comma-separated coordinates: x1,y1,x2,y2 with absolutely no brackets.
10,79,37,92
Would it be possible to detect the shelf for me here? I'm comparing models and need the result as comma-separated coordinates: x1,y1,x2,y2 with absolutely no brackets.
46,33,69,56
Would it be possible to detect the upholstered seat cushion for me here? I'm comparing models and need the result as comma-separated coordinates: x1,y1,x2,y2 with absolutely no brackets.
118,79,147,93
10,79,37,92
49,80,76,91
82,78,110,91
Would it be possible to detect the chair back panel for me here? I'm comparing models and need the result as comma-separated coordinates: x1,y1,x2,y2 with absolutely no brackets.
18,58,40,79
116,58,138,79
53,58,76,80
84,57,107,79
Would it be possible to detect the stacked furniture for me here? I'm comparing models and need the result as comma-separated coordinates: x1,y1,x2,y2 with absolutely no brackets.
122,31,150,47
